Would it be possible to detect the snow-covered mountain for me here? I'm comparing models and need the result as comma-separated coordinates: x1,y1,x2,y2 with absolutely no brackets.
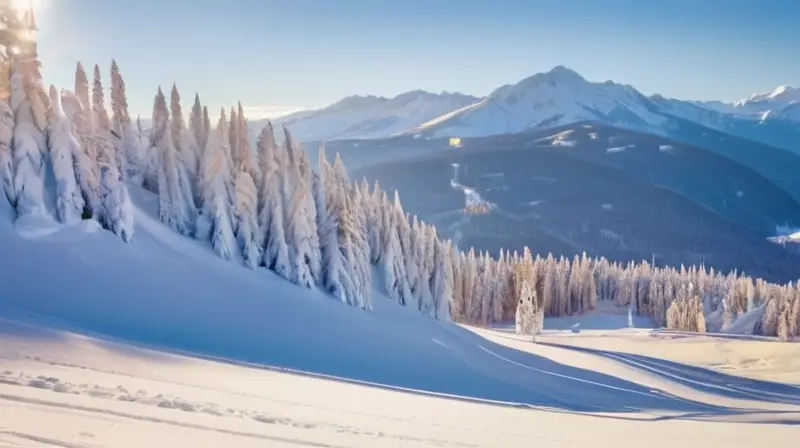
409,66,668,138
651,93,800,154
268,90,480,142
735,85,800,116
396,67,800,155
691,85,800,123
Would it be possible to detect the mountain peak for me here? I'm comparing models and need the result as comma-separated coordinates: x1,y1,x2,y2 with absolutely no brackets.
530,65,587,87
493,65,588,98
768,85,798,99
546,65,584,80
738,85,800,106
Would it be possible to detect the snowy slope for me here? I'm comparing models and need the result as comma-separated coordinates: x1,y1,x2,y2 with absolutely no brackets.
267,90,480,142
3,186,800,415
3,186,800,446
3,322,800,448
408,66,668,138
0,188,709,411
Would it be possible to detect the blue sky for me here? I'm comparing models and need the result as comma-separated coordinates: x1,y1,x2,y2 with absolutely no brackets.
32,0,799,119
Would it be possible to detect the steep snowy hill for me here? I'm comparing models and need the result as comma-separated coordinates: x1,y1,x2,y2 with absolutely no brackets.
409,66,667,138
265,90,480,142
0,188,771,414
3,188,800,440
0,189,689,410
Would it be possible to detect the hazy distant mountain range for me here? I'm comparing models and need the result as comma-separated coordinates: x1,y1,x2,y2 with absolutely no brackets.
267,66,800,155
269,91,479,142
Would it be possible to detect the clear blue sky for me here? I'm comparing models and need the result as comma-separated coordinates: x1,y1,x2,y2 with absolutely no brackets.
33,0,799,119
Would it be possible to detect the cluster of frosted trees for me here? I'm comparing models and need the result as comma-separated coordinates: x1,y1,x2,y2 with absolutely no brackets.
0,59,134,241
497,252,800,340
144,84,458,316
2,56,796,339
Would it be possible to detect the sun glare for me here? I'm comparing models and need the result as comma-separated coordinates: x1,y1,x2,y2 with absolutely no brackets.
8,0,48,14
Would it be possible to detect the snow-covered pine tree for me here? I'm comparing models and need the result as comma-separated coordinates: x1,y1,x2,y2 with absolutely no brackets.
492,253,506,323
73,63,104,208
418,222,437,316
450,246,465,320
188,97,206,208
281,127,319,288
229,106,240,171
237,102,259,181
409,217,433,313
337,180,371,309
93,65,134,241
202,106,211,151
230,104,260,269
189,93,207,167
255,123,290,278
0,95,13,204
110,59,139,181
368,181,387,265
515,281,536,335
144,90,167,194
234,167,259,269
61,90,101,219
153,87,193,235
347,177,372,306
10,63,48,217
199,108,237,260
463,249,479,321
381,202,411,305
135,115,145,150
392,191,417,307
47,85,85,223
298,149,322,284
431,237,454,321
169,84,199,220
315,144,348,301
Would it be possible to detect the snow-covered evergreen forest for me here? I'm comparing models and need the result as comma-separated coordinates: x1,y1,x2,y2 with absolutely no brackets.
1,58,798,341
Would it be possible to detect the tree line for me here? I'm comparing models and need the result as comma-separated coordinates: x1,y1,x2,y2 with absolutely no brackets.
0,57,797,340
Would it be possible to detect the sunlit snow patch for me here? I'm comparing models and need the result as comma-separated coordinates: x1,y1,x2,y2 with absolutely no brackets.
535,130,576,147
450,163,495,214
606,144,634,153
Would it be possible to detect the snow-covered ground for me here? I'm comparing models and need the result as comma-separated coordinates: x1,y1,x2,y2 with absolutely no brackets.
2,320,800,447
494,302,800,384
1,188,800,446
537,330,800,384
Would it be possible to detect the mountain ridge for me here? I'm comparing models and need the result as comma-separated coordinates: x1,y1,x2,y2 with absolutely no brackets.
266,90,480,142
266,66,800,157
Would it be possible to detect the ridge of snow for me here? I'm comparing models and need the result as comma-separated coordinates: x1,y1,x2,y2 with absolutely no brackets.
740,85,800,106
268,90,480,141
408,65,668,138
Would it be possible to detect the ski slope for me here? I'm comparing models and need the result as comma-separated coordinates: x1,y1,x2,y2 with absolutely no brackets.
1,188,799,446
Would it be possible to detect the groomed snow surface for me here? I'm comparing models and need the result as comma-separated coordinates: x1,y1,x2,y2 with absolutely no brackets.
1,189,799,447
